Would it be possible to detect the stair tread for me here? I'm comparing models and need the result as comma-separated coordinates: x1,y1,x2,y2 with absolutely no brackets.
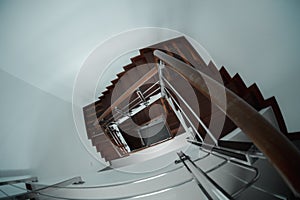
91,133,108,146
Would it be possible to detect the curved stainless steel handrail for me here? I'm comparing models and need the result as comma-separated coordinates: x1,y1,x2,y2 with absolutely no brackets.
19,154,257,200
6,148,260,200
35,178,195,200
188,139,266,161
27,153,210,190
178,151,234,200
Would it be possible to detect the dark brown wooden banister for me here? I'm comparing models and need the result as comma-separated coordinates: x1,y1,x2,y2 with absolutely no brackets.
154,50,300,197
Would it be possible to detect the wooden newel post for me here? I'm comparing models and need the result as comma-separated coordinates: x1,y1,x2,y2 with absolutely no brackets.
154,50,300,197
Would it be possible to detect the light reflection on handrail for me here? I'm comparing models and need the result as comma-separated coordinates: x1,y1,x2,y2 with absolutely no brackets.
34,178,195,200
25,153,209,190
4,149,261,200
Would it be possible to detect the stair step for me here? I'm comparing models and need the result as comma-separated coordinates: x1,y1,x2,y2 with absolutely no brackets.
225,73,247,96
106,84,115,91
231,73,247,91
83,101,102,113
111,78,119,85
263,96,287,134
140,50,155,63
219,66,232,85
171,41,195,67
99,93,113,112
96,141,116,152
87,128,103,139
117,71,126,78
130,55,147,65
91,133,108,146
206,161,257,196
120,70,138,89
206,61,225,83
98,144,123,160
102,150,121,162
84,107,105,119
85,109,106,122
236,186,285,200
98,95,104,100
102,89,110,96
218,117,237,139
218,140,253,151
123,63,136,71
242,84,264,110
178,36,208,70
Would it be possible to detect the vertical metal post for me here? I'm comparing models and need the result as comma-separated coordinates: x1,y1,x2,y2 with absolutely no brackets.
163,77,217,144
177,151,233,200
158,60,195,138
158,60,166,97
165,95,194,138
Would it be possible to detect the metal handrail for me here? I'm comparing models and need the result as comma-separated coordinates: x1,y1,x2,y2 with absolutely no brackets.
176,148,261,199
113,86,161,123
0,176,38,186
0,177,82,200
154,49,300,197
32,178,195,200
2,151,260,200
164,87,202,140
187,139,266,161
177,151,234,200
162,76,218,144
99,67,158,121
8,151,259,200
105,81,160,123
12,153,210,192
196,147,260,198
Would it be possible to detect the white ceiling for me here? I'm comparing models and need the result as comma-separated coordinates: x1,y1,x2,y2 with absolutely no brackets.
0,0,300,131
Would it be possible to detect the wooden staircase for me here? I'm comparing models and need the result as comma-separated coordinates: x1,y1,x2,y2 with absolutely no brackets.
83,36,288,162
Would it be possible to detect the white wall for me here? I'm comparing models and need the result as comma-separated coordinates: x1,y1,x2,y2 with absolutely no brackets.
0,0,300,182
183,0,300,132
0,0,299,131
0,69,102,180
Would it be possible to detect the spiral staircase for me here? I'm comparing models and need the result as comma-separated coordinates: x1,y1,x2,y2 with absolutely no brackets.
1,36,300,200
82,36,288,163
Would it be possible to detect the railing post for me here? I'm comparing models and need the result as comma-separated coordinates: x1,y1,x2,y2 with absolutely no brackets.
157,59,196,138
164,93,194,139
158,60,166,97
177,151,233,200
162,77,217,144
